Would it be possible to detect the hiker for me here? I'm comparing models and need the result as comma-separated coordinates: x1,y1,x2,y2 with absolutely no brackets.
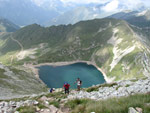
50,88,54,93
74,78,82,91
63,82,70,94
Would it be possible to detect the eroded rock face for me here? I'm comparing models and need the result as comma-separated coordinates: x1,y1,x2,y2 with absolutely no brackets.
68,78,150,100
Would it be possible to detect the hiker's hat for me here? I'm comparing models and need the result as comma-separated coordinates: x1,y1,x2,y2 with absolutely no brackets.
64,82,67,85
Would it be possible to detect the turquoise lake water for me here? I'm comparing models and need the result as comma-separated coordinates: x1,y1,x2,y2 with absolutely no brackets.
38,63,106,89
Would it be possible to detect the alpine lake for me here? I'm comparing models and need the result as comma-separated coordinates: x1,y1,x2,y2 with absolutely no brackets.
37,63,106,89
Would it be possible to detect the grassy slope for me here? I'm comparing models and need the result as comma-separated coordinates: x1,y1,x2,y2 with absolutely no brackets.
66,93,150,113
0,64,47,96
12,90,150,113
0,18,149,81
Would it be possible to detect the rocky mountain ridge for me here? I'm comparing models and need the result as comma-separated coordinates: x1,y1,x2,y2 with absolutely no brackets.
69,77,150,100
109,9,150,28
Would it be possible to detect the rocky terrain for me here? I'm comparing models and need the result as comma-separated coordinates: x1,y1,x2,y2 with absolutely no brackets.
109,9,150,28
0,77,150,113
68,77,150,100
0,92,69,113
0,100,39,113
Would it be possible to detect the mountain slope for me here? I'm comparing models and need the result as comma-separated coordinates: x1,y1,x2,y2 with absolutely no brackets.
0,18,150,82
0,18,20,32
109,10,150,28
0,63,47,99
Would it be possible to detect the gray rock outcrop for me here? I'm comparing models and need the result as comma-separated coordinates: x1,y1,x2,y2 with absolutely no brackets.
68,78,150,100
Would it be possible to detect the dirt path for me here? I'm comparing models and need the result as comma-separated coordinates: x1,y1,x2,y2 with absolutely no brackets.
11,35,23,51
10,34,24,64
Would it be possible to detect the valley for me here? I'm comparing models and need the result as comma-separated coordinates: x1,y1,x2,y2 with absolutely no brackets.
0,2,150,112
0,18,150,82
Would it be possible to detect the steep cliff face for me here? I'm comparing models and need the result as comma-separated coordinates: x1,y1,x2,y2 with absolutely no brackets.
0,18,150,82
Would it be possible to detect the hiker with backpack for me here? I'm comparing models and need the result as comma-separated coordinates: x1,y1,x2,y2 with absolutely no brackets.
50,88,54,93
74,78,82,91
63,82,70,94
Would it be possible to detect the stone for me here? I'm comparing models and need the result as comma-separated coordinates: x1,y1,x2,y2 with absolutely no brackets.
41,109,44,112
135,107,142,113
34,101,39,105
7,107,15,113
40,109,51,113
40,96,48,101
24,100,33,106
49,105,59,113
45,101,49,105
36,106,40,111
128,107,138,113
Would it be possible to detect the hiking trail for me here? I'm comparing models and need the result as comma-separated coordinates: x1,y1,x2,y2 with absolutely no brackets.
10,34,24,64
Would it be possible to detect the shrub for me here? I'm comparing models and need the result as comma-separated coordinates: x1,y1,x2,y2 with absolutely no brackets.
86,83,118,92
65,99,89,109
49,101,60,108
16,106,36,113
86,86,99,92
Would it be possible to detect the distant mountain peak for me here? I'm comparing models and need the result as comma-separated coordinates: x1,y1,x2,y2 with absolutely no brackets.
0,18,19,32
109,9,150,28
122,10,133,13
136,9,150,16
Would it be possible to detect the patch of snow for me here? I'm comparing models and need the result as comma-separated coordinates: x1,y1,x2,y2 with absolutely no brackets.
98,28,107,33
39,43,48,49
122,10,132,13
136,10,148,16
108,28,135,71
16,48,37,60
97,22,112,33
107,28,120,45
110,46,135,72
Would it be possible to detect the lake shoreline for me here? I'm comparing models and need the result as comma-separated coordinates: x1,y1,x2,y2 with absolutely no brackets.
25,61,113,83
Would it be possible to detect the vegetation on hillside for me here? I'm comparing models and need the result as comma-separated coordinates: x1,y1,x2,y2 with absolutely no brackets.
0,18,149,81
14,91,150,113
65,93,150,113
